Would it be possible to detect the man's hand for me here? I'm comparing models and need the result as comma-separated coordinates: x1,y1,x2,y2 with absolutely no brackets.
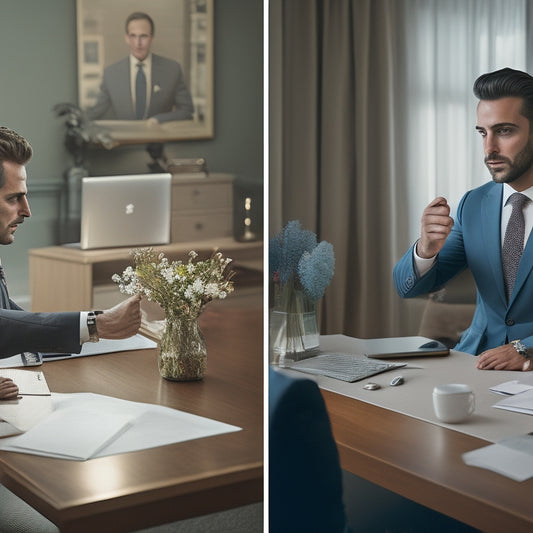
96,294,142,340
416,197,454,259
0,377,19,400
476,344,530,371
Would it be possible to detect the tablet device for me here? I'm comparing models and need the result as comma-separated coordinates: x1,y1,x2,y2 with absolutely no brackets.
364,336,450,359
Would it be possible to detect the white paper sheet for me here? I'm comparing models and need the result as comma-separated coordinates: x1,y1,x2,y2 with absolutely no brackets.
0,392,241,460
9,406,136,460
490,380,533,396
0,395,54,435
463,434,533,481
494,389,533,414
43,334,157,361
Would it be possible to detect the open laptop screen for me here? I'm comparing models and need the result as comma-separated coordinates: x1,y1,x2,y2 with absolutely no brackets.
80,173,172,250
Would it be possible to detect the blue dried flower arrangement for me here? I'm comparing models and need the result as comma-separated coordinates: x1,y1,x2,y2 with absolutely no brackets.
269,220,335,311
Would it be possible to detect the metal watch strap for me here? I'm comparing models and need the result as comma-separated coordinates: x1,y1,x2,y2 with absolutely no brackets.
511,339,529,356
87,310,103,343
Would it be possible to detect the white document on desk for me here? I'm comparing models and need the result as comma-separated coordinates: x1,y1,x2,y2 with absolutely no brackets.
493,388,533,414
0,392,241,460
43,334,157,361
463,434,533,481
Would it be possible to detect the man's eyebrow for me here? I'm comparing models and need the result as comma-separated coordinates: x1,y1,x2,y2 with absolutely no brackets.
476,122,519,130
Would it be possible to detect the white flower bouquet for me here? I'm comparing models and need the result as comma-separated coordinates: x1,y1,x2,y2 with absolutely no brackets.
112,248,235,319
113,248,235,381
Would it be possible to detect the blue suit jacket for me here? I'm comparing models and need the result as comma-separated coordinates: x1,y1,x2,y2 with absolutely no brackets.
269,368,349,533
86,54,194,123
394,181,533,355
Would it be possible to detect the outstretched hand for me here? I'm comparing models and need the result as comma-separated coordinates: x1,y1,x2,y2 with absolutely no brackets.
417,197,454,259
0,377,19,400
96,294,142,340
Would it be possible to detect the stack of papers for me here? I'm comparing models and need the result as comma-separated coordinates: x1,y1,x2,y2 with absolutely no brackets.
463,376,533,480
0,393,241,460
494,389,533,415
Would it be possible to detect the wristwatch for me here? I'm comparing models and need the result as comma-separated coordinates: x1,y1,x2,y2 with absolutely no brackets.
511,340,533,371
87,311,103,343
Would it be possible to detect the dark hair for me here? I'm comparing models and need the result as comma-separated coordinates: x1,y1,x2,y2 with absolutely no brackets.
473,67,533,124
125,12,155,36
0,127,33,188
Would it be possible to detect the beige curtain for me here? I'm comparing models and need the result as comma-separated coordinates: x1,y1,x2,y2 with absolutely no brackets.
269,0,408,338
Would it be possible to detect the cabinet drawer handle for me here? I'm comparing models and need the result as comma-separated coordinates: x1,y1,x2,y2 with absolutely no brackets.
195,222,204,230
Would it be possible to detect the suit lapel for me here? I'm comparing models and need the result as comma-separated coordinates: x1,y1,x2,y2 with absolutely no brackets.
118,58,134,116
482,184,507,306
148,55,161,116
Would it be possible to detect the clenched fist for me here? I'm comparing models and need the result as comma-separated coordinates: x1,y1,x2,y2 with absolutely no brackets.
417,197,454,258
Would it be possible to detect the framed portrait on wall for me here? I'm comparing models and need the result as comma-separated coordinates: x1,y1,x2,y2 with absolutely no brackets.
76,0,214,145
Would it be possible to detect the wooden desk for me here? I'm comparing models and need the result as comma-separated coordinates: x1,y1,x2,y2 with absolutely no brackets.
322,389,533,533
29,238,262,312
0,306,263,533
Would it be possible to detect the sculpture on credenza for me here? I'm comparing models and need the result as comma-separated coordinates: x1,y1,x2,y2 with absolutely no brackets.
53,103,113,243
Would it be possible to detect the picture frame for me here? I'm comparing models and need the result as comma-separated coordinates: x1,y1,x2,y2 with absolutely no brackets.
76,0,214,145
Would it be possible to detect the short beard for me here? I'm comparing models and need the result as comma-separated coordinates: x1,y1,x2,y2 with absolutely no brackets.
486,140,533,184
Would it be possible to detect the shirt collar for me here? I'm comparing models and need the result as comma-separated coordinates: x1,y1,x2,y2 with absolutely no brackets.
503,182,533,206
130,53,152,68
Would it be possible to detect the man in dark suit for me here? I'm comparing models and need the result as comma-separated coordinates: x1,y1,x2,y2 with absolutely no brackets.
0,126,141,399
86,12,194,123
394,68,533,372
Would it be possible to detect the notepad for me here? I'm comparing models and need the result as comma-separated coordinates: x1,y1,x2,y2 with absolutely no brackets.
0,369,50,395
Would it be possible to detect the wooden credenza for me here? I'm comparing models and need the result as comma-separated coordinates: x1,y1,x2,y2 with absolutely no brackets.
29,238,262,312
170,173,234,242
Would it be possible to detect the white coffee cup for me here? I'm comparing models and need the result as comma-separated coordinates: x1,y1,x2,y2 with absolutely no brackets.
432,383,475,423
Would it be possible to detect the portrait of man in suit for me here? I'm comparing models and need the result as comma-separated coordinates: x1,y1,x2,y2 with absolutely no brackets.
85,11,194,124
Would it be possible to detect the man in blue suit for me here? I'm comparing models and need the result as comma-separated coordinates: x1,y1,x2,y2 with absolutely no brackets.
86,12,194,123
394,68,533,372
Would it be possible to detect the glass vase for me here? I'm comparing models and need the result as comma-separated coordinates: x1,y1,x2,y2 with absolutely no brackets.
269,286,320,365
158,315,207,381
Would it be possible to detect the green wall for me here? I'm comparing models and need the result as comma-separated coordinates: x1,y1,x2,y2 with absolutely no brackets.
0,0,263,298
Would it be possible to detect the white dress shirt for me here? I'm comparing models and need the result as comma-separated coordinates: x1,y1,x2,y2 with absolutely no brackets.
129,53,152,117
414,183,533,277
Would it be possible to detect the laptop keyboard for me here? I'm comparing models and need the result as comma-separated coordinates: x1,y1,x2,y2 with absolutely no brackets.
286,352,406,382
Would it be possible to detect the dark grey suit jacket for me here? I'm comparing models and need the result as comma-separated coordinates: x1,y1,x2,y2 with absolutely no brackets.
86,54,194,123
0,298,81,358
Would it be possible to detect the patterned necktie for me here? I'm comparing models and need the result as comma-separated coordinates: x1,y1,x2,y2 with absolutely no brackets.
0,265,10,309
135,62,147,119
502,192,529,301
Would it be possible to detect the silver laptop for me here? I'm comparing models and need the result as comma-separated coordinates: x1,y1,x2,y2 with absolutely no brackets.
80,173,171,250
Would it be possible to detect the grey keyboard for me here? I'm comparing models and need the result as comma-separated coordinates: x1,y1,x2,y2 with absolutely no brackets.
287,352,406,382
